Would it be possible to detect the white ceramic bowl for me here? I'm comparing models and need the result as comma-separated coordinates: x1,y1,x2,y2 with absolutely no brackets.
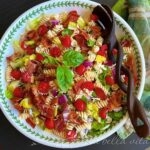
0,0,145,148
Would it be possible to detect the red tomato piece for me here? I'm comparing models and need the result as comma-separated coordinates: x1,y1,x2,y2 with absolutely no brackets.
75,64,86,75
21,72,32,83
81,81,94,91
99,107,108,119
61,35,71,48
95,87,107,100
74,99,86,111
36,53,44,62
105,75,115,85
90,14,98,21
49,47,61,57
45,118,55,129
38,24,48,36
66,130,77,142
10,70,21,80
38,81,50,94
13,87,24,98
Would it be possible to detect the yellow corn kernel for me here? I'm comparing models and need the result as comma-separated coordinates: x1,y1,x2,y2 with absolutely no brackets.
20,98,32,109
29,54,36,60
95,55,106,63
24,57,30,65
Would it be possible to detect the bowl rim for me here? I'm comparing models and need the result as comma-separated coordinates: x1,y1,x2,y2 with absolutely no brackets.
0,0,145,148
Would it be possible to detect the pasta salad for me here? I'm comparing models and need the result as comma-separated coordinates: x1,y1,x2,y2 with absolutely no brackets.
5,10,137,141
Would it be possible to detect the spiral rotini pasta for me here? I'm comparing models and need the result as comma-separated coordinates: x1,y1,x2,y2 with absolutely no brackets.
45,93,54,105
36,45,49,54
43,69,56,76
66,123,75,130
84,70,97,81
5,66,12,82
75,122,91,132
47,30,57,39
76,111,89,122
53,25,64,33
95,100,108,109
52,130,66,139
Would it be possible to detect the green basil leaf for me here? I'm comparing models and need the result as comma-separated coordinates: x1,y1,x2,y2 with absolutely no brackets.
56,66,74,92
42,53,59,65
63,50,84,67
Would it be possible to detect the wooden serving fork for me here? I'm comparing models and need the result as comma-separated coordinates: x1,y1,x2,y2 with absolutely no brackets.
92,4,150,138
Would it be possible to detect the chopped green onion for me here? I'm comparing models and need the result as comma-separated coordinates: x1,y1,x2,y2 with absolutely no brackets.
5,89,13,99
62,28,73,36
87,39,95,47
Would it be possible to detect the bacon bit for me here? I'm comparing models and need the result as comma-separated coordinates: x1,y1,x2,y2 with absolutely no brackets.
26,117,36,128
26,30,37,40
54,115,66,131
74,34,87,49
73,79,85,93
14,103,24,112
124,53,138,85
68,111,83,124
63,11,79,27
26,61,37,74
80,30,89,40
11,97,22,103
90,26,101,38
121,39,132,47
108,90,124,111
51,98,58,106
40,36,52,47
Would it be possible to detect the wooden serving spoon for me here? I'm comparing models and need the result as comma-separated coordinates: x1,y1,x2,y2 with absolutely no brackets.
92,5,150,138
